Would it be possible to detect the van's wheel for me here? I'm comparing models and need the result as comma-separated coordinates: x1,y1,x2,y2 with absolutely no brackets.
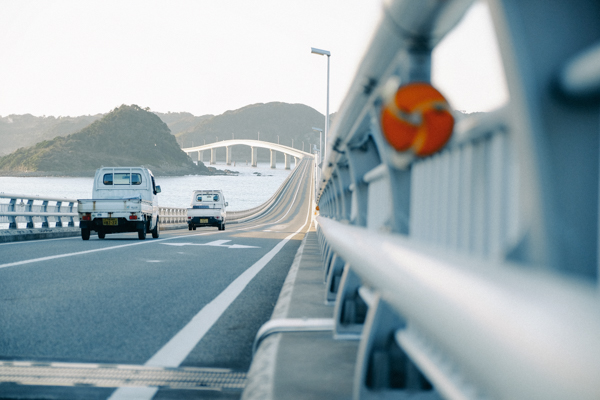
98,231,105,239
151,218,159,238
222,223,225,231
193,226,196,230
138,227,146,240
188,224,192,231
218,223,224,231
81,229,90,240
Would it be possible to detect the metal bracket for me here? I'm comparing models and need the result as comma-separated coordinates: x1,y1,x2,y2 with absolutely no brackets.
252,318,334,356
353,294,436,399
333,267,368,340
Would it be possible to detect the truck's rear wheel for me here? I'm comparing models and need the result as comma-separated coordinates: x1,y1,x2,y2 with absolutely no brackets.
98,231,105,239
151,218,159,238
81,229,90,240
138,228,146,240
188,224,193,231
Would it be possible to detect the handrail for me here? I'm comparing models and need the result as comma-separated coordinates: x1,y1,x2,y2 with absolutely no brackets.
318,216,600,399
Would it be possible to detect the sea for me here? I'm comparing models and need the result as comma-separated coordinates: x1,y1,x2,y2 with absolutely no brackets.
0,162,294,211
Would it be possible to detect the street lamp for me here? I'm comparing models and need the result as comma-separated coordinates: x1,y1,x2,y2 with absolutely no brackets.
311,47,330,164
277,135,279,144
312,127,323,164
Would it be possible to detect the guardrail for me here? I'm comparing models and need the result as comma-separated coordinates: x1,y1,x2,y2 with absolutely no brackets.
0,193,78,229
0,193,188,229
158,207,187,227
313,0,600,399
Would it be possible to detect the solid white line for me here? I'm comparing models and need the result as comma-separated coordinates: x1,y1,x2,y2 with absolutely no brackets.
108,160,314,400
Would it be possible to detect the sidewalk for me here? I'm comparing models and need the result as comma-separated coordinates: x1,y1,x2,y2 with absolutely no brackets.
243,227,359,400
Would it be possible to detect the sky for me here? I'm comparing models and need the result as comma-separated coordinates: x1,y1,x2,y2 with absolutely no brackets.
0,0,508,118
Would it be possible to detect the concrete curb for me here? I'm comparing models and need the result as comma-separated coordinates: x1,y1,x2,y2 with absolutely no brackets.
0,224,188,243
0,227,81,243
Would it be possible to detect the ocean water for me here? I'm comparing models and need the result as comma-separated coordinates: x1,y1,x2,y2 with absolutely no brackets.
0,162,294,211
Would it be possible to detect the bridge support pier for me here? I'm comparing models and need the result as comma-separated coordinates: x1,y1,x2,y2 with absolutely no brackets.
284,154,290,170
198,150,203,162
210,148,216,165
251,147,258,167
294,157,299,168
270,149,276,169
226,146,232,166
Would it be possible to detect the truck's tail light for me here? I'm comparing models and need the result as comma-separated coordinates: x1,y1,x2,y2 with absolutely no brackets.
81,213,91,221
215,216,220,220
129,214,138,220
187,217,191,220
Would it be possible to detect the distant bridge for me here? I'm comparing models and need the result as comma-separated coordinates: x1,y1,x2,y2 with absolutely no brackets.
182,139,313,169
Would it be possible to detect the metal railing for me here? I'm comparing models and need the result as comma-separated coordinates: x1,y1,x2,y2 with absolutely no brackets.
0,193,78,229
313,0,600,399
158,207,186,226
0,193,188,229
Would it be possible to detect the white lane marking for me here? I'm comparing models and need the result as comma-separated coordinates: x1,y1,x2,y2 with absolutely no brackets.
108,161,314,400
0,232,215,270
161,240,260,249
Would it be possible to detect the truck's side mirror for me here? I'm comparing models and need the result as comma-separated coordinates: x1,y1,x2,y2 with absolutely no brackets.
155,186,161,194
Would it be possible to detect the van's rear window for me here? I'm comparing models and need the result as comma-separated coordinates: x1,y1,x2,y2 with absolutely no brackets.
103,173,142,185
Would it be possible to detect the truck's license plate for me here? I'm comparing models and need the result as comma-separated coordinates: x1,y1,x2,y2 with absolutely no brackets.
103,218,118,226
200,219,208,223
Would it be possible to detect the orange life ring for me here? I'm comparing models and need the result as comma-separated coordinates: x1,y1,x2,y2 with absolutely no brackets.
381,82,454,157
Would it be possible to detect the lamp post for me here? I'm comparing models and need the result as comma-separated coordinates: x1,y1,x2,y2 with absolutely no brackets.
311,47,330,164
312,127,323,164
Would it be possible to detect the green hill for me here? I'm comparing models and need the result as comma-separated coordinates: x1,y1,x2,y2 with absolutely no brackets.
0,105,210,176
0,114,103,157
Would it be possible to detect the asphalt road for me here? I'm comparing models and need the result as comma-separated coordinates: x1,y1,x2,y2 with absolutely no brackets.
0,159,314,400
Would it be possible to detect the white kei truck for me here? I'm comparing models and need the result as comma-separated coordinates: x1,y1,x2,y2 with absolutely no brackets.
77,167,161,240
187,190,228,231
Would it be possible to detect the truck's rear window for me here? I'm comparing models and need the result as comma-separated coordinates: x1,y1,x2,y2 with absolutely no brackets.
196,194,219,202
103,173,142,185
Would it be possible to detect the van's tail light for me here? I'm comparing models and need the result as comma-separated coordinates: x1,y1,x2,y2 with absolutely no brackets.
129,214,138,220
81,213,91,221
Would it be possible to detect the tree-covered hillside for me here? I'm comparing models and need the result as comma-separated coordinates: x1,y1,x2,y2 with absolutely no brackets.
0,114,103,157
0,105,209,176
